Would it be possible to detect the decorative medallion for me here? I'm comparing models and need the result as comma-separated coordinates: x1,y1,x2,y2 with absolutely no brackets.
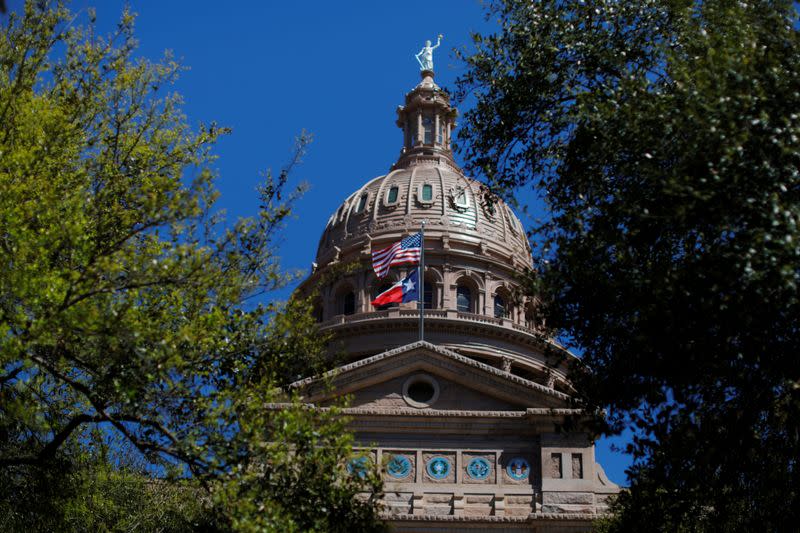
347,456,369,478
466,457,491,480
506,457,530,480
426,456,451,480
386,455,412,479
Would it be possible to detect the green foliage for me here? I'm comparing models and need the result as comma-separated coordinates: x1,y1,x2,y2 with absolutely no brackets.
0,2,382,531
213,401,383,533
0,450,216,532
458,1,800,531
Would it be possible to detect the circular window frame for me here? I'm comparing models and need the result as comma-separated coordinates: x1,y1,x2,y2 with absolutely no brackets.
402,374,440,408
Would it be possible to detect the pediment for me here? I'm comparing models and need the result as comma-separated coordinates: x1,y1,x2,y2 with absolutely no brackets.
295,341,570,410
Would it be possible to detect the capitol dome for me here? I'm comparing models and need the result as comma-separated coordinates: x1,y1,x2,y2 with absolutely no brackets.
315,151,533,272
300,71,573,394
295,64,620,528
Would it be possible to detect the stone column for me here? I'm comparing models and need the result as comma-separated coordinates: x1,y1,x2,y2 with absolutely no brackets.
447,121,453,150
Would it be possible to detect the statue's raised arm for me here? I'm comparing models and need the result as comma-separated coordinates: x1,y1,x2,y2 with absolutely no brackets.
415,34,443,71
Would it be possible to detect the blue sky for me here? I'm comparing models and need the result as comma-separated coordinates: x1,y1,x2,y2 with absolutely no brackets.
7,0,631,485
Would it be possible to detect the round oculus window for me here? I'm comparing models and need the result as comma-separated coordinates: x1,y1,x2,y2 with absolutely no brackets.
402,374,440,408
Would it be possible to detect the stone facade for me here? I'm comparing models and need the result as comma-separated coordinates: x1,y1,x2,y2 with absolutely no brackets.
295,69,619,531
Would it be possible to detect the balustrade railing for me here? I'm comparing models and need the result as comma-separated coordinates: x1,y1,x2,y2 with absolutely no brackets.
319,307,543,336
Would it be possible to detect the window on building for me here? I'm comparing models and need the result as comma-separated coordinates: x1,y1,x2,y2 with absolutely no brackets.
387,186,399,204
525,304,536,329
342,292,355,315
424,281,433,309
572,453,584,479
455,188,469,208
550,453,563,479
456,285,472,313
437,121,443,144
421,184,433,202
356,194,368,213
422,115,433,144
494,294,508,318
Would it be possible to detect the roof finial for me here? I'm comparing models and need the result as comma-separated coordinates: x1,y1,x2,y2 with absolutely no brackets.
415,34,443,73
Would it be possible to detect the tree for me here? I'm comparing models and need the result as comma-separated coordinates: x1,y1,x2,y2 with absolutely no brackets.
456,1,800,531
0,2,383,531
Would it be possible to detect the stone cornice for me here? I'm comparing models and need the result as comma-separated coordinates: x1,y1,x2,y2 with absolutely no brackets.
320,314,572,379
383,512,602,522
337,407,583,418
261,405,584,419
292,341,570,405
260,403,575,435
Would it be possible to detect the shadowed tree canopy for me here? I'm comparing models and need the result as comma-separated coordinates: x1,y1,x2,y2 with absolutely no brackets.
457,1,800,531
0,2,383,531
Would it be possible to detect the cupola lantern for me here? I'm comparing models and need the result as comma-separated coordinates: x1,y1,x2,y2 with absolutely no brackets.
394,69,458,169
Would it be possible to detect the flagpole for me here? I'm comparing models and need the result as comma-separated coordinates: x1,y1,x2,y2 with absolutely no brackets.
419,220,426,342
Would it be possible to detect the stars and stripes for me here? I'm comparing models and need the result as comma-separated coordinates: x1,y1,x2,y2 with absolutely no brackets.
371,232,422,278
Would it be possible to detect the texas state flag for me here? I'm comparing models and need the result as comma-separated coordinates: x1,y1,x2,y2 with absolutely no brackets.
371,269,419,307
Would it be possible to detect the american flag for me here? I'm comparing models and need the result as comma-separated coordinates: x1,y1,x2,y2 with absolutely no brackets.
372,232,422,278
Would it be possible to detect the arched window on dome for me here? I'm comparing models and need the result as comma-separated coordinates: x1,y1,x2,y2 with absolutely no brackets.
422,114,433,144
494,294,508,319
335,283,356,316
424,281,433,309
505,205,523,235
422,184,433,202
455,188,469,209
355,193,368,213
456,285,473,313
313,299,324,323
524,302,537,330
494,287,514,319
386,186,399,205
342,292,355,315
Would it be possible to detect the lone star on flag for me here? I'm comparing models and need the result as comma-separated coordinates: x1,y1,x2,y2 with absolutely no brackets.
370,269,420,307
403,278,416,293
